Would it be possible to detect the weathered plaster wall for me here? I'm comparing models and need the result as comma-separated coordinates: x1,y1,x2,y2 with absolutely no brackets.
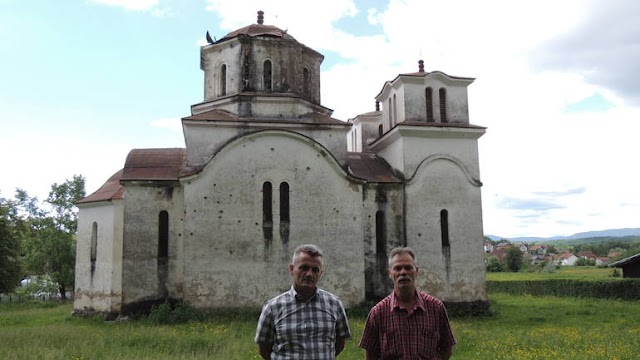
181,130,365,308
405,158,486,302
184,124,350,169
74,200,123,313
121,185,184,307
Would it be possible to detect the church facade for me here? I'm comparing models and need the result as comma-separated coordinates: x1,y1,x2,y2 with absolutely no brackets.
74,12,487,316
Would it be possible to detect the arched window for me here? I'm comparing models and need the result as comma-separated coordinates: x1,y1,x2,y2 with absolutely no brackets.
263,182,273,224
220,64,227,96
440,209,450,248
393,94,398,126
158,211,169,258
439,88,447,122
375,211,386,256
303,68,311,98
279,182,290,222
426,87,434,122
263,60,272,91
90,222,98,272
388,98,393,128
378,124,383,137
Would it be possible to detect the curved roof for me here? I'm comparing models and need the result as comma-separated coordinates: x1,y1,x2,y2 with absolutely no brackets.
215,11,296,44
76,169,124,204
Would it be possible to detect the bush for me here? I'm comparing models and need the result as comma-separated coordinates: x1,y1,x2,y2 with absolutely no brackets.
487,279,640,300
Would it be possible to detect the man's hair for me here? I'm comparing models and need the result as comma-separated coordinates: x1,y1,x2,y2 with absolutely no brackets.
291,244,324,265
388,246,417,268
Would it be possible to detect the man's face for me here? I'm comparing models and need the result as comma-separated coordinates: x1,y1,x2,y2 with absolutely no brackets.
389,253,419,292
290,252,323,294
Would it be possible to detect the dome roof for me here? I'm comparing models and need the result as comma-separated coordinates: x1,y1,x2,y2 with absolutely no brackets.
216,11,296,43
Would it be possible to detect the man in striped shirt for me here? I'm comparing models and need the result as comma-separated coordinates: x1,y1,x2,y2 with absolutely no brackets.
359,247,456,360
255,244,352,359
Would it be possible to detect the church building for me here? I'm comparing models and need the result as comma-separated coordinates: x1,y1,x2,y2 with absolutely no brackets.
74,11,487,316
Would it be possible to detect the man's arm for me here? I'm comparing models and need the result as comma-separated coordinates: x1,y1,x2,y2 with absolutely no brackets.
365,349,379,360
335,337,346,356
258,344,272,360
439,346,453,360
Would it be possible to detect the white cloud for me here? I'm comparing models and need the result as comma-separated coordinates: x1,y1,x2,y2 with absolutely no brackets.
92,0,160,11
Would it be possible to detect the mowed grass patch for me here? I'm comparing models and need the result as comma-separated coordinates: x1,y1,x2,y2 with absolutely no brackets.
2,294,640,359
486,266,619,281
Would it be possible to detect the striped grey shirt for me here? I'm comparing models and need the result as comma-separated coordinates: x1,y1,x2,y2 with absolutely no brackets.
255,287,352,359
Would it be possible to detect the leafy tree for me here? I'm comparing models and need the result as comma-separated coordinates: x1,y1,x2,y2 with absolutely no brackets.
17,175,85,299
0,195,22,293
504,246,524,272
486,256,504,272
575,257,596,266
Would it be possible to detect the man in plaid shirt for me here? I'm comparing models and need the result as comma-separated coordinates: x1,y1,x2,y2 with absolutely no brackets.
359,247,456,360
255,244,352,359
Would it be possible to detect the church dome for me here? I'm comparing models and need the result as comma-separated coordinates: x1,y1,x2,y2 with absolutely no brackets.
216,11,296,43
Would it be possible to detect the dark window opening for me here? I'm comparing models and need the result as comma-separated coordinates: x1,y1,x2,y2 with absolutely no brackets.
158,211,169,258
263,182,273,223
426,87,434,122
90,222,97,271
263,60,272,91
440,209,450,247
375,211,386,256
378,124,383,137
220,64,227,96
439,88,447,122
279,182,290,222
303,68,311,98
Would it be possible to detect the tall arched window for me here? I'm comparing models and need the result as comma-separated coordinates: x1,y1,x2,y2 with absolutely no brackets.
375,211,386,256
378,124,383,137
426,87,434,122
220,64,227,96
263,182,273,224
158,211,169,258
388,98,393,128
90,222,98,272
393,94,398,126
303,68,311,98
279,182,290,222
440,209,450,248
439,88,447,122
263,60,272,91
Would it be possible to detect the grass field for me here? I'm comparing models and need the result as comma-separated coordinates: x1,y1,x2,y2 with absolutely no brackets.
2,291,640,360
486,266,620,281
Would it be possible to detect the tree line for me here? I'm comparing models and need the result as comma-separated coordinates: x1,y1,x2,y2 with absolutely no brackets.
0,175,85,298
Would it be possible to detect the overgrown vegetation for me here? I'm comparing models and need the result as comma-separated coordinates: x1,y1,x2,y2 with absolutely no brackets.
0,175,85,299
2,292,640,359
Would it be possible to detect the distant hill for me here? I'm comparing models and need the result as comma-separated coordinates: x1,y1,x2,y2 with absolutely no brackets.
486,228,640,243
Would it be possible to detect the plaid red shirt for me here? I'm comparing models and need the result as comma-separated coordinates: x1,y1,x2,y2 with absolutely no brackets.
359,291,456,360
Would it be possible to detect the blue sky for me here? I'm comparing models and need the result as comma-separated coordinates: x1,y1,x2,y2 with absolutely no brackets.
1,0,639,238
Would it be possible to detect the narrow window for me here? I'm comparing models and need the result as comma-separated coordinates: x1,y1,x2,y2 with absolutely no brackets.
378,124,383,137
263,60,272,91
263,182,273,223
393,94,398,125
279,182,290,222
354,129,358,151
439,88,447,122
220,64,227,96
440,209,450,247
426,87,434,122
303,68,311,98
158,211,169,258
375,211,386,255
90,222,98,271
388,98,393,127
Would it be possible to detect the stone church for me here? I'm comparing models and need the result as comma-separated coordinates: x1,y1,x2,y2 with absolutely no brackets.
74,11,487,316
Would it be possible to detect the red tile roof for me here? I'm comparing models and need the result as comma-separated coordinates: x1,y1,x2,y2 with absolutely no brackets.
76,169,124,204
346,152,402,183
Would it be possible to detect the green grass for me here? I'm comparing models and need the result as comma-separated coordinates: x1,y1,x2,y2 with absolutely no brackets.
486,266,619,281
2,293,640,360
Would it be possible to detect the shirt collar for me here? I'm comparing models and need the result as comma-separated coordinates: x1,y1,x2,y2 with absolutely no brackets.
290,285,318,302
390,290,425,312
